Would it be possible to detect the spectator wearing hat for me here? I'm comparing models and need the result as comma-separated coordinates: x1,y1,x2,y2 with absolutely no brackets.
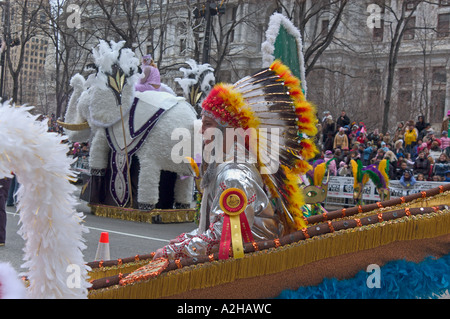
324,150,337,176
444,170,450,182
415,141,429,158
441,131,450,151
399,169,416,188
393,139,404,157
356,131,367,145
429,141,443,162
425,131,441,150
322,115,336,149
348,124,359,145
333,127,349,150
404,121,418,154
338,161,351,177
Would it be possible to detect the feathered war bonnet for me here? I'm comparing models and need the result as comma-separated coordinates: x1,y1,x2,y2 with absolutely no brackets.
201,60,319,230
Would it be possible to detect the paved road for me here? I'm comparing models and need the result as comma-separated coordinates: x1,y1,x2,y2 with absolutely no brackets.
0,195,196,274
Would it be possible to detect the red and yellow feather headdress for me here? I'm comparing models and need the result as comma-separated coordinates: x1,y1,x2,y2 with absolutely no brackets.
201,60,319,230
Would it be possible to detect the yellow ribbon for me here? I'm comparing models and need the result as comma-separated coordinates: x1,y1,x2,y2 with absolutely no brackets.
219,188,248,259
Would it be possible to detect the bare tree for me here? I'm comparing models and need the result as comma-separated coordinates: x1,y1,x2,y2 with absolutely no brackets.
414,5,449,123
209,0,258,80
91,0,176,66
3,0,46,103
39,0,96,117
379,0,422,133
278,0,349,76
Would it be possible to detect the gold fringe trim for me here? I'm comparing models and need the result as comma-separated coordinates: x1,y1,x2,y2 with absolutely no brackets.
88,208,450,299
89,204,196,224
88,260,150,281
323,191,450,225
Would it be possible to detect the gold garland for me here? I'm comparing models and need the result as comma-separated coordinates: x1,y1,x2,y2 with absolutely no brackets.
311,190,450,226
86,190,450,284
89,204,196,224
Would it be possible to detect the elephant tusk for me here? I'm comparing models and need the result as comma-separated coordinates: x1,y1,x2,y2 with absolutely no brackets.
56,120,90,131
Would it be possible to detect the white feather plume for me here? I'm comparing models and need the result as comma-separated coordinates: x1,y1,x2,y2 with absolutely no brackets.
261,13,308,96
0,101,90,298
0,262,27,299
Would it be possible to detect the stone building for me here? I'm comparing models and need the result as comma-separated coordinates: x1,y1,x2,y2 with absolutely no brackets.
5,0,448,130
0,0,50,113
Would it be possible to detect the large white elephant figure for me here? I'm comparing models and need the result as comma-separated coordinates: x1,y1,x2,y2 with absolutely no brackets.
60,40,197,211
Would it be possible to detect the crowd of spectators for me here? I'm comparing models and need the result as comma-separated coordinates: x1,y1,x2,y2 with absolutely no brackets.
317,110,450,184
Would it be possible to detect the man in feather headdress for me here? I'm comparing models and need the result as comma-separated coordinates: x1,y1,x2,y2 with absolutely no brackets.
153,61,318,260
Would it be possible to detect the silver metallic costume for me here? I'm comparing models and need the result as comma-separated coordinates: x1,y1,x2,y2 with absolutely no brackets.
161,160,284,260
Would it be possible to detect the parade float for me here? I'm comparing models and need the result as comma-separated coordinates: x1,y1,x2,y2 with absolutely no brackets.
84,14,450,299
0,13,449,300
57,40,202,224
0,101,448,298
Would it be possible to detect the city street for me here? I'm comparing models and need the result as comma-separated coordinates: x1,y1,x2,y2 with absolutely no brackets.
0,186,197,274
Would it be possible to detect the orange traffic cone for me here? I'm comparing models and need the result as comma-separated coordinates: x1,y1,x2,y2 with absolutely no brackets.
95,232,110,261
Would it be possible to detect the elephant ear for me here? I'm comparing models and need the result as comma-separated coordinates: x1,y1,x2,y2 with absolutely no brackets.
106,64,127,106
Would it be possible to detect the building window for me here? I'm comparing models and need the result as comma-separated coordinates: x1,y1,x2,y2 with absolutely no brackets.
405,0,420,10
404,17,415,40
368,69,382,87
430,90,446,122
432,66,447,85
398,90,412,112
398,68,413,86
373,20,384,41
437,13,450,38
230,6,238,42
320,19,329,37
439,0,450,7
180,38,186,55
